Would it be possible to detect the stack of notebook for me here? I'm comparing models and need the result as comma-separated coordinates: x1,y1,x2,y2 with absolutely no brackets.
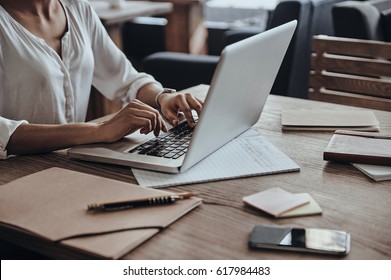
324,130,391,181
281,109,390,181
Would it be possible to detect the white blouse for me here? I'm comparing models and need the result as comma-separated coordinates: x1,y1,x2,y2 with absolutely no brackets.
0,0,161,158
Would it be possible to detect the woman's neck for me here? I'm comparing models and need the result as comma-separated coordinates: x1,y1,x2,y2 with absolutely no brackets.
1,0,67,57
0,0,58,19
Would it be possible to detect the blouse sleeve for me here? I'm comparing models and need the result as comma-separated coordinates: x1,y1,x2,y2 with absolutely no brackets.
0,117,28,159
0,41,28,159
84,3,162,103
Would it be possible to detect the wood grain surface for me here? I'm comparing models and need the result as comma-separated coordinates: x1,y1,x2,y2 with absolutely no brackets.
1,85,390,259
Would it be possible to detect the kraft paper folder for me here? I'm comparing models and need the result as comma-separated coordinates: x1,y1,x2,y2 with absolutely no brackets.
0,168,202,259
281,110,380,131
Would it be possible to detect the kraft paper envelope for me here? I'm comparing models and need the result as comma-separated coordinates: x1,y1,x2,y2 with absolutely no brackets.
0,168,202,259
281,110,380,131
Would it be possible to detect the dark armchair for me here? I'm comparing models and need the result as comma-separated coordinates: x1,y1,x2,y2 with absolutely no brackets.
332,0,391,42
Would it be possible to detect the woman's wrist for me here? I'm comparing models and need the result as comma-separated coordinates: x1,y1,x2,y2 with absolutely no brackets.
85,122,104,143
155,88,176,109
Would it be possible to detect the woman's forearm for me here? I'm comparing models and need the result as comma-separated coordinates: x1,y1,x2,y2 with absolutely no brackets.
6,122,101,155
6,97,168,156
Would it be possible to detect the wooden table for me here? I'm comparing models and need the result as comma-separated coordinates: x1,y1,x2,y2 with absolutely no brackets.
90,1,173,49
92,0,208,54
1,85,391,259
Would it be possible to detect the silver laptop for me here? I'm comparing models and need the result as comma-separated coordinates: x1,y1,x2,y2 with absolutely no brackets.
68,20,297,173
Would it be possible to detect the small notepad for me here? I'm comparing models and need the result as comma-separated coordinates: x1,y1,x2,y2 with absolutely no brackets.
352,163,391,182
279,193,322,217
243,188,309,217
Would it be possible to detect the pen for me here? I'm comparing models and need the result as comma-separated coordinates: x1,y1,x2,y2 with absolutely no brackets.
87,192,197,212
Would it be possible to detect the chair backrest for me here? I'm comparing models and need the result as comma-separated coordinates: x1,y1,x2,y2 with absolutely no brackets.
332,0,391,42
265,0,348,99
262,0,312,99
309,35,391,111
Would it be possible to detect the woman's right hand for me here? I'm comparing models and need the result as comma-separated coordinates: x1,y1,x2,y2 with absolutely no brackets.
5,99,167,155
97,99,168,143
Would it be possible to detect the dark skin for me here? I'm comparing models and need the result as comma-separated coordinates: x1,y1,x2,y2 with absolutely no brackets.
0,0,203,155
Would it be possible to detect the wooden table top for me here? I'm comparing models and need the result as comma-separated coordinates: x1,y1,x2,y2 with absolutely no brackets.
1,85,390,259
90,1,173,25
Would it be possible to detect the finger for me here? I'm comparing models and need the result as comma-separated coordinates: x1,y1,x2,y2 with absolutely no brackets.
136,101,166,134
126,108,156,134
161,118,168,133
196,97,205,106
178,93,196,128
108,107,153,136
149,108,166,136
186,95,203,117
163,105,181,126
159,93,202,127
129,107,166,136
154,114,167,136
162,95,194,127
127,100,165,133
129,115,154,135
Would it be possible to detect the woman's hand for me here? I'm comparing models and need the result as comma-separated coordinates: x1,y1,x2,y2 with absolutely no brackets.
97,99,167,143
158,92,204,128
136,83,204,128
6,90,203,155
6,99,167,155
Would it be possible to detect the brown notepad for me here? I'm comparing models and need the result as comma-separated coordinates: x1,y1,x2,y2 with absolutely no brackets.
0,168,202,259
281,110,380,131
324,130,391,166
242,188,310,218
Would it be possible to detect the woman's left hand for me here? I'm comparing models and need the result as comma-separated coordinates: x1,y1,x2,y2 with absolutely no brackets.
158,92,204,128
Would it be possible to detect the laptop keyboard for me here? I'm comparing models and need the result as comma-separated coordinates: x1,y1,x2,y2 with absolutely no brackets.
128,118,197,159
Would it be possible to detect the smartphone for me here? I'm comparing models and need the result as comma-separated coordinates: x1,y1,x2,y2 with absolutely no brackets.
249,225,350,255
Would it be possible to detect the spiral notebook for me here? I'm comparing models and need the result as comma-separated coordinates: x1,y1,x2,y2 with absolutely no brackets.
132,129,300,188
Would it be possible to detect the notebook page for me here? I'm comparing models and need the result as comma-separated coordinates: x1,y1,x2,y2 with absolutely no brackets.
132,129,300,188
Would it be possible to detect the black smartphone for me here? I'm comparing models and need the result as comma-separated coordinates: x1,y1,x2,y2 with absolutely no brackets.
249,225,350,256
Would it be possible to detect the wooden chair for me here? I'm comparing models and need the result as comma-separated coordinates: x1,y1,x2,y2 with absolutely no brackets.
309,35,391,111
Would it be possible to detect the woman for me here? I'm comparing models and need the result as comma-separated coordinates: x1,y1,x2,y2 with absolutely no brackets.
0,0,203,158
